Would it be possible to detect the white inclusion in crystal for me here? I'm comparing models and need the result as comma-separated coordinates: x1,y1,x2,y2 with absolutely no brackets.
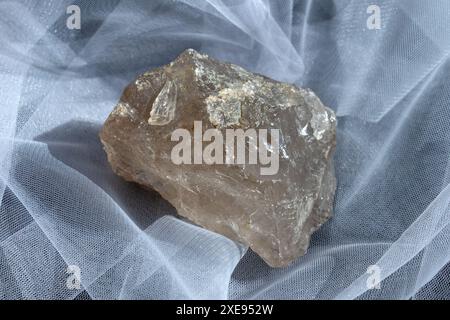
206,88,242,128
148,80,177,126
112,102,135,118
299,123,309,137
310,110,329,140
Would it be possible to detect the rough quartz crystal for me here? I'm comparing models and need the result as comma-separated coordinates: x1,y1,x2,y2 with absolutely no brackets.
100,49,337,267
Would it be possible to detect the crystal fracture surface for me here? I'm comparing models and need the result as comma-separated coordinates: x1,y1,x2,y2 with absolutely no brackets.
100,49,337,267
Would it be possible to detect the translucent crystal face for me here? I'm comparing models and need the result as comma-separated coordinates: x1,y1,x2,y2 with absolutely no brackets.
148,80,178,126
100,49,337,267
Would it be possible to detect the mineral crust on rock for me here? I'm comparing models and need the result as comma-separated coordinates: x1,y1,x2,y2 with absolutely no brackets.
100,49,337,267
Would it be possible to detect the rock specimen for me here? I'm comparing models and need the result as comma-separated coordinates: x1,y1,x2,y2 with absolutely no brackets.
100,49,337,267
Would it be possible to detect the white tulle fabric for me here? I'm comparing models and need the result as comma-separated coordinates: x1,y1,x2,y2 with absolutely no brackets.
1,0,449,299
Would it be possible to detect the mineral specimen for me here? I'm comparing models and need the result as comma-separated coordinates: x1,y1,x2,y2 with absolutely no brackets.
100,49,336,267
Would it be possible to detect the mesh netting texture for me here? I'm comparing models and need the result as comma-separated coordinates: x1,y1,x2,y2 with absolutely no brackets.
1,0,449,300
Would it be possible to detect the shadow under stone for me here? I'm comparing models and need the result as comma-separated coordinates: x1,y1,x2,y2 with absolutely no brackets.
35,120,176,229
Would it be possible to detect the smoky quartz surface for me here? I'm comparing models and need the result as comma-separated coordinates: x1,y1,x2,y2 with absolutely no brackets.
100,49,337,267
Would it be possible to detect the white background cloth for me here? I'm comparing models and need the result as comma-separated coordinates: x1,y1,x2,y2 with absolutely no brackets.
0,0,449,299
